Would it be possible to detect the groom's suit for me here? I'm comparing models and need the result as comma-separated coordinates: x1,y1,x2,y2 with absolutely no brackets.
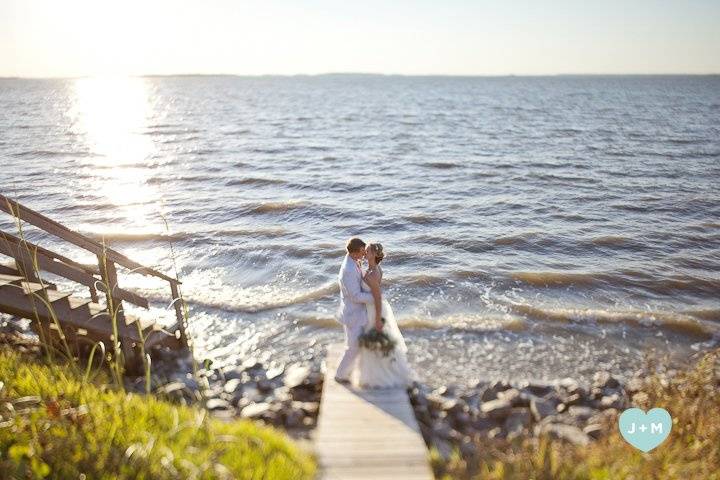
335,253,375,380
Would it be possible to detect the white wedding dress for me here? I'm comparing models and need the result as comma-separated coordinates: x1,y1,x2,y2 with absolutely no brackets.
351,276,415,389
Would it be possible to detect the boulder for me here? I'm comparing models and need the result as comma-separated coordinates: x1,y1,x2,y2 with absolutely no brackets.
536,423,591,446
205,398,232,411
223,378,242,395
530,397,555,422
257,378,274,393
504,408,532,439
293,401,320,416
583,424,604,440
600,393,624,409
284,408,305,428
497,388,521,406
480,399,513,420
266,365,285,380
625,377,644,394
240,402,272,419
568,406,595,421
480,380,511,402
592,371,619,390
518,380,555,397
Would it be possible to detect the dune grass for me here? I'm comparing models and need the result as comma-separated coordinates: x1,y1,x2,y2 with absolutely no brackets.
431,348,720,480
0,345,315,479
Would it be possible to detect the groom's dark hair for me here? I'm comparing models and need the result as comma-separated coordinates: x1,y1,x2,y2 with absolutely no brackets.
346,237,366,254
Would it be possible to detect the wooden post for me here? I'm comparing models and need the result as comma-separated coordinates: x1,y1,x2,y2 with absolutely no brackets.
98,257,125,325
169,281,189,348
89,285,99,303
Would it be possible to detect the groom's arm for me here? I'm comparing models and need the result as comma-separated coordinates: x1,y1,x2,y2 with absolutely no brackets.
341,267,374,304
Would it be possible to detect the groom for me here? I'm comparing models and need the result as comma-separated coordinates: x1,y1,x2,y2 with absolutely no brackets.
334,237,374,383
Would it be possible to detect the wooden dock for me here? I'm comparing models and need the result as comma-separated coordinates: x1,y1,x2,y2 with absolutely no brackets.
315,344,433,480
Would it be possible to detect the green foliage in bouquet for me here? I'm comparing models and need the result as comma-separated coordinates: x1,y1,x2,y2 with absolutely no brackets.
358,318,396,357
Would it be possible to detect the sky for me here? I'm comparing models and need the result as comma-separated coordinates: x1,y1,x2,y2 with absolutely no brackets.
1,0,719,78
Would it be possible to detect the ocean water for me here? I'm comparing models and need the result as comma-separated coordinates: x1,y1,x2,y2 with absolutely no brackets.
1,75,719,385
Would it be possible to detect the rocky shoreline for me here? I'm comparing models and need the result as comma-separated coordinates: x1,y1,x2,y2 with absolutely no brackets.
137,345,652,458
0,324,667,453
126,348,325,438
409,370,653,461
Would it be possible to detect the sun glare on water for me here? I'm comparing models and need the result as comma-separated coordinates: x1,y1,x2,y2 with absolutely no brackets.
69,76,166,235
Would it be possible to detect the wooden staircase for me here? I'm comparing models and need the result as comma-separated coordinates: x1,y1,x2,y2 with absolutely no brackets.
0,194,189,370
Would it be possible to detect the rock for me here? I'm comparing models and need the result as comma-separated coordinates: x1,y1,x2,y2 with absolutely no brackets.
480,380,511,402
568,406,595,421
530,397,555,422
240,402,272,419
426,393,446,411
487,427,505,439
593,371,619,390
222,366,245,381
536,423,591,446
242,357,263,371
284,365,311,389
223,378,242,395
266,365,285,380
480,399,513,420
156,381,196,404
632,392,649,406
557,377,580,392
434,385,458,397
563,392,585,406
431,420,456,441
471,416,499,432
626,377,644,394
583,424,604,440
600,393,624,409
452,411,472,431
205,398,232,411
461,392,481,410
284,409,304,428
257,378,274,393
293,401,320,416
504,408,532,439
497,388,521,406
518,380,555,397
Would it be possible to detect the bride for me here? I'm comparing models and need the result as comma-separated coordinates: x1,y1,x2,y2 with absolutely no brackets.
351,242,415,389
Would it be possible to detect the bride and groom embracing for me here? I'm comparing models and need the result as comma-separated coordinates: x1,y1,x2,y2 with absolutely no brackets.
333,237,415,388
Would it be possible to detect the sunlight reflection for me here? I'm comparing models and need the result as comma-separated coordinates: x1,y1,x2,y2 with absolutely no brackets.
69,77,166,232
71,76,153,165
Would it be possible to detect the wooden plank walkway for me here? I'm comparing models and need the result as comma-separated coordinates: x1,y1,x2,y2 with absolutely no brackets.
315,344,433,480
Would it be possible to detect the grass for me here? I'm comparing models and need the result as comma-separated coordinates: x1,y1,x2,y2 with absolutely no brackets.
0,344,316,479
431,348,720,480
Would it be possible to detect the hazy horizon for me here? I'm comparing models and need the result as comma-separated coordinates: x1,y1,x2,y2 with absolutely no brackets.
2,0,719,78
2,72,720,81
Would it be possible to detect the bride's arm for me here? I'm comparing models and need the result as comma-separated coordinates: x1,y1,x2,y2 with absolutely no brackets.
364,272,383,331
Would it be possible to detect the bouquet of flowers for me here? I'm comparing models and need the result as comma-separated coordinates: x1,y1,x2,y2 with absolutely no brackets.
358,318,396,357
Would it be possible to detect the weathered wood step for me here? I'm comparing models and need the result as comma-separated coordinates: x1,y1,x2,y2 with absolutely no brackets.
68,297,92,310
20,281,48,295
0,260,19,275
0,274,23,287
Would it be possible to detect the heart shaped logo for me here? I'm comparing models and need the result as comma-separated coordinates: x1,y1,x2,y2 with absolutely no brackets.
618,408,672,452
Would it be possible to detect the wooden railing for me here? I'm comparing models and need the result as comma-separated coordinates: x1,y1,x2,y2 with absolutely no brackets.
0,193,189,347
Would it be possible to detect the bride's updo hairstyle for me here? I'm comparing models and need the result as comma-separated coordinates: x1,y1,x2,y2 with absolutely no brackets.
369,242,385,264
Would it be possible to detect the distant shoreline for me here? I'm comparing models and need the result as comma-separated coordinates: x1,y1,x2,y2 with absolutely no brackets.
2,72,720,81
